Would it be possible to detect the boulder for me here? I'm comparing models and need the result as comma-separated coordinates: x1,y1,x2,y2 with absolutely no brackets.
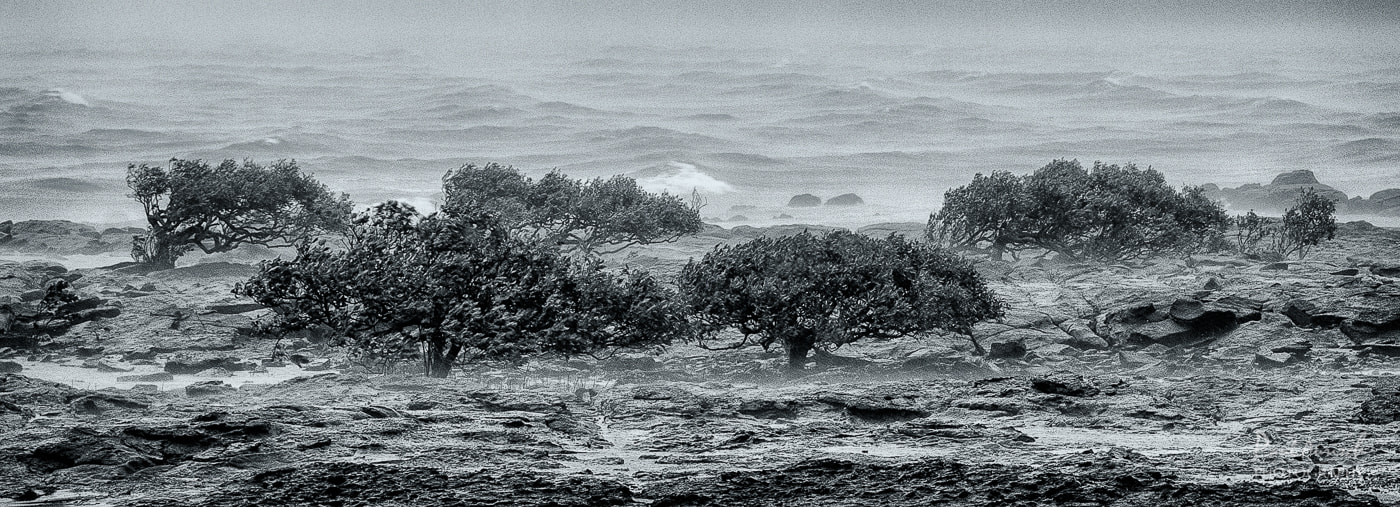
1125,320,1201,348
1057,319,1109,349
986,341,1026,359
1167,298,1238,331
1338,309,1400,341
786,194,822,208
164,356,256,375
824,193,865,206
185,381,236,397
1281,299,1344,328
1030,374,1100,397
0,361,21,374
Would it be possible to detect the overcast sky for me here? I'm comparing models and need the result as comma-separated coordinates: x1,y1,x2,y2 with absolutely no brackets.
2,0,1397,52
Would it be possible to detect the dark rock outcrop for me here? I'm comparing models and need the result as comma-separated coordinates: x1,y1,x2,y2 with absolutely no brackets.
824,193,865,206
787,194,822,207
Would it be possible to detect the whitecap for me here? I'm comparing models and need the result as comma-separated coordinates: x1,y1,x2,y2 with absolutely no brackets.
42,87,90,106
637,161,736,196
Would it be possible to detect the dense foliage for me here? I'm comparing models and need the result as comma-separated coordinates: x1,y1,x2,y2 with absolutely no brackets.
441,163,703,255
678,230,1003,369
928,159,1229,262
1231,190,1337,260
127,158,352,267
235,202,687,377
1272,188,1337,259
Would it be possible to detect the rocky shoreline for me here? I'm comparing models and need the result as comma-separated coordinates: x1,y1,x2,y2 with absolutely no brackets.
1,216,1399,505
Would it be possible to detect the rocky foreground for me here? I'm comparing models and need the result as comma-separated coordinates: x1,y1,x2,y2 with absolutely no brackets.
0,220,1399,505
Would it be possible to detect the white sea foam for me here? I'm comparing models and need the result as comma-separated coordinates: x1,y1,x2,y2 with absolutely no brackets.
637,162,737,196
43,87,90,106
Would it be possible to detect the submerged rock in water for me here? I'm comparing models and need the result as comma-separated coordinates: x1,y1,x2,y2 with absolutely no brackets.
787,193,821,207
824,193,865,206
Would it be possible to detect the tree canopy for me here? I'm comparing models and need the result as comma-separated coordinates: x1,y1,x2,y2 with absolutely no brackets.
235,201,688,377
1272,188,1337,259
440,163,703,255
126,158,352,267
678,230,1003,369
928,159,1229,262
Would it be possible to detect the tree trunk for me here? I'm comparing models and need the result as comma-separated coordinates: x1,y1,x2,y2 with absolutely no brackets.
990,240,1006,261
424,340,459,378
132,232,178,269
784,330,816,370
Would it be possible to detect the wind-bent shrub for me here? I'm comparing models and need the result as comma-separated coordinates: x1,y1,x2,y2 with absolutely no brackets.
678,230,1003,369
235,202,687,378
1234,210,1271,257
1271,188,1337,259
127,158,352,267
928,159,1228,262
441,163,703,255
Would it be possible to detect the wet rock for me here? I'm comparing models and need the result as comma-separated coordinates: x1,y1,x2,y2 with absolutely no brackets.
1339,309,1400,341
1353,387,1400,424
69,391,151,415
1125,320,1201,348
470,390,569,413
643,455,1383,507
56,297,103,315
1168,298,1239,331
164,356,255,374
1057,319,1108,349
360,405,402,418
1254,351,1296,369
986,340,1026,359
206,303,264,314
894,419,1034,442
1203,277,1221,290
202,461,634,507
736,398,799,419
185,380,235,397
1331,268,1360,276
1030,374,1100,397
1282,299,1345,328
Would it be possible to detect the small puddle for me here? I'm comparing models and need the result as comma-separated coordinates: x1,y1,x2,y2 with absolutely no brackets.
7,359,320,391
818,444,956,458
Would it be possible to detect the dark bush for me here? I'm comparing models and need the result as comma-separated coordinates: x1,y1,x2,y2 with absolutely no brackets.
126,159,352,268
1271,188,1337,259
235,202,687,378
678,230,1003,369
929,159,1229,262
441,163,702,255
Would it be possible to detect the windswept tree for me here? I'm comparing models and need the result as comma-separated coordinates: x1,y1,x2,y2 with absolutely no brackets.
441,163,703,255
235,202,688,377
929,159,1228,262
678,230,1003,369
1271,188,1337,259
126,158,352,268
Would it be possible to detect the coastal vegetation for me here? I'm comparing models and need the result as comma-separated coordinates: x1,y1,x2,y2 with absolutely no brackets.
126,159,352,268
678,229,1003,368
927,159,1230,262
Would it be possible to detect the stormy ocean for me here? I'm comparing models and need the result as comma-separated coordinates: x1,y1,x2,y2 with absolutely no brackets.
2,3,1398,229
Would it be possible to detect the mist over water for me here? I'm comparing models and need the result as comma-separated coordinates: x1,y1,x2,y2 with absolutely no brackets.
1,1,1397,227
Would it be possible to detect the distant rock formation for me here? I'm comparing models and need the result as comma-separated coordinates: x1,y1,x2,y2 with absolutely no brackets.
825,193,865,206
1206,170,1399,216
787,194,821,207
